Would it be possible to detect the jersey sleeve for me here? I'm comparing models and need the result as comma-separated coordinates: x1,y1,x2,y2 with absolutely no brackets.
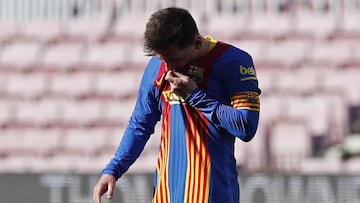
101,57,162,179
224,49,260,112
186,48,260,141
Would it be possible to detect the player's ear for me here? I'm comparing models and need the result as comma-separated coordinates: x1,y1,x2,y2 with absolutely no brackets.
193,35,202,50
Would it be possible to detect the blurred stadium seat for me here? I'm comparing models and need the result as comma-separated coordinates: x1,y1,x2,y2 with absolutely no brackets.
293,13,337,40
61,128,109,156
112,15,147,42
61,100,103,126
0,41,42,70
0,22,20,45
5,73,48,99
259,39,310,69
83,41,132,68
269,119,311,172
249,13,292,40
21,20,63,44
100,98,137,126
94,70,142,98
64,16,110,43
0,129,60,157
308,41,353,67
50,72,94,97
275,67,320,95
15,99,61,127
40,42,85,70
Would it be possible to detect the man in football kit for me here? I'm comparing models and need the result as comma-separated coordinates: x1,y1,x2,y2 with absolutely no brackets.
93,7,260,203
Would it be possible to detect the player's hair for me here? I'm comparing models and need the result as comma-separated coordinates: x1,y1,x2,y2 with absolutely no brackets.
143,7,199,56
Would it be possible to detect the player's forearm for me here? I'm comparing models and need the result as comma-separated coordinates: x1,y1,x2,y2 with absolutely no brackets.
186,88,259,141
101,93,159,179
215,104,259,141
101,124,151,179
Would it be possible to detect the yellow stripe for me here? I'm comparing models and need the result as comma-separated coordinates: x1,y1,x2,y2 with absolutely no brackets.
234,105,260,110
241,76,257,81
231,96,259,101
234,106,260,111
231,98,254,103
233,102,260,106
194,133,200,202
231,91,259,98
230,92,260,111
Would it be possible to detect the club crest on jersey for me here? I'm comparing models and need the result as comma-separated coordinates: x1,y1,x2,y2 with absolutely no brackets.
187,65,205,83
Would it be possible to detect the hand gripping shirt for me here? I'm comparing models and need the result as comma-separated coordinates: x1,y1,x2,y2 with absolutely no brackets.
102,37,261,203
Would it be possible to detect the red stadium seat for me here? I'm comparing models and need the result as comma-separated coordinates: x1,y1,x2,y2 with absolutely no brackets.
15,99,61,127
21,20,63,44
40,42,85,71
65,16,110,43
308,41,352,67
94,71,142,98
112,15,147,42
0,129,60,157
61,100,103,127
0,41,42,71
293,13,337,40
50,72,94,98
265,39,310,68
0,22,21,45
5,73,48,99
274,67,320,95
83,42,132,69
61,128,109,156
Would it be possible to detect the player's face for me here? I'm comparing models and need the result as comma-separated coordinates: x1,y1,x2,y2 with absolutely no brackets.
158,37,201,69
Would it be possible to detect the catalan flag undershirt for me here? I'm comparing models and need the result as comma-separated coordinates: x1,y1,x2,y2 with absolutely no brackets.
102,37,261,203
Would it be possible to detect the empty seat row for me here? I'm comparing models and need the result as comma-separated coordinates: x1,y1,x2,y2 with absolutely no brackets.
0,41,150,71
0,70,143,99
2,10,360,43
2,38,359,72
0,98,137,129
0,118,357,174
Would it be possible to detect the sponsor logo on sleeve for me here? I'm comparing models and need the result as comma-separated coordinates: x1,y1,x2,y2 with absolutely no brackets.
240,65,257,81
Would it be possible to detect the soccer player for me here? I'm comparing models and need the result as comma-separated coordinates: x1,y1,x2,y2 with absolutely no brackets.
93,7,260,203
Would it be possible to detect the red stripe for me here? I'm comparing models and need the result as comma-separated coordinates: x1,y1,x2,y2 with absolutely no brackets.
196,128,202,203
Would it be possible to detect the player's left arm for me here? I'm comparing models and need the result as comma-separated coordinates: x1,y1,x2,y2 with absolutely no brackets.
186,51,260,142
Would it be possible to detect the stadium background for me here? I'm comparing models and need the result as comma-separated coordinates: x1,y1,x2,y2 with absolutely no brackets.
0,0,360,202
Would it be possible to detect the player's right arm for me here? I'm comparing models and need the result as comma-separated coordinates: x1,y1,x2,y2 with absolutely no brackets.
92,57,162,203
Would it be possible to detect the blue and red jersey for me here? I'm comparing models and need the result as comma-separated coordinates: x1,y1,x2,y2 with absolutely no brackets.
102,37,261,203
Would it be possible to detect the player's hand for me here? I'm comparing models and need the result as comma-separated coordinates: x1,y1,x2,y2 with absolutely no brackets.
165,70,198,98
93,174,116,203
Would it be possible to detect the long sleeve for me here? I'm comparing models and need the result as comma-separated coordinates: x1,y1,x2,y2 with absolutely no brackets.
101,57,162,179
186,88,259,142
